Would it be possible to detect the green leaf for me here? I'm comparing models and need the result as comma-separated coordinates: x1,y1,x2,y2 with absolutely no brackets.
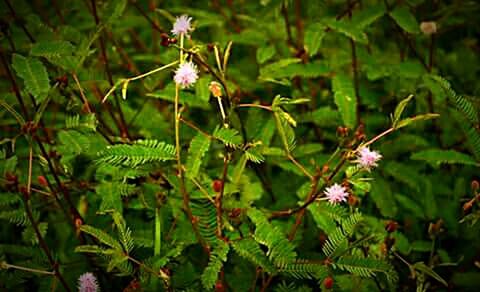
148,83,208,109
334,257,398,285
259,58,301,79
325,18,368,44
96,182,136,214
333,74,357,128
201,240,230,289
30,40,77,70
351,4,386,28
186,133,211,178
79,225,122,250
232,238,276,274
411,149,479,167
247,209,297,266
98,140,176,167
257,45,276,64
104,0,127,23
75,245,107,254
11,54,50,102
370,178,398,218
213,127,242,148
304,23,326,56
195,76,212,102
395,113,439,129
413,262,448,287
392,94,414,127
396,194,424,218
154,208,161,256
389,6,420,34
261,61,330,80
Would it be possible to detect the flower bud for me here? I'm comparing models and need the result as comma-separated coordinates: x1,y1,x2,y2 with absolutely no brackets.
324,276,334,289
347,194,359,206
212,180,223,193
420,21,437,35
336,126,349,137
37,175,48,187
215,281,225,292
471,180,479,192
209,81,223,98
385,221,398,233
463,200,473,213
5,172,18,183
160,33,170,47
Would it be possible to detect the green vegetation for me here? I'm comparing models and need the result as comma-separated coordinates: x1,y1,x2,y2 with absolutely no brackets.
1,0,480,291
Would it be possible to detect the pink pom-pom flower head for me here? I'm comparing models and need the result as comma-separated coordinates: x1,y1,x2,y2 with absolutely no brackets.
356,147,382,171
324,183,349,204
174,61,199,88
78,272,99,292
171,15,193,36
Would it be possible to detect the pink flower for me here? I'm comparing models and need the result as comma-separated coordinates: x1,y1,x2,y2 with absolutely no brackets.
324,183,349,204
78,272,98,292
356,147,382,170
174,61,199,88
171,15,193,36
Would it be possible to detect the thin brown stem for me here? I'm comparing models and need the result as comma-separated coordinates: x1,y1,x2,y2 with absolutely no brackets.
89,0,131,139
287,153,313,181
280,1,294,48
24,143,71,291
215,153,230,238
350,38,361,125
129,0,165,34
4,0,36,43
72,73,92,113
180,117,213,138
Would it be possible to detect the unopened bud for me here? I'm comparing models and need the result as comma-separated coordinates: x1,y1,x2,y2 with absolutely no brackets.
336,126,349,137
347,194,359,206
160,33,170,47
471,180,479,191
385,221,398,233
209,81,222,98
74,217,83,229
322,164,329,173
420,21,437,35
37,176,48,187
463,200,473,212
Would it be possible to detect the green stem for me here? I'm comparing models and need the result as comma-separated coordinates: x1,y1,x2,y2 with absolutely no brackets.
1,262,55,275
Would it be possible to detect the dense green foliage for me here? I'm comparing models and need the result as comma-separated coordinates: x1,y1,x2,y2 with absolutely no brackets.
1,0,480,291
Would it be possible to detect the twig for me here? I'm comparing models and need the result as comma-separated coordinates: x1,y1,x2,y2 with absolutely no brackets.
3,0,36,42
280,1,295,48
350,38,361,125
72,73,92,113
215,153,230,238
89,0,131,139
180,117,213,138
129,0,165,33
